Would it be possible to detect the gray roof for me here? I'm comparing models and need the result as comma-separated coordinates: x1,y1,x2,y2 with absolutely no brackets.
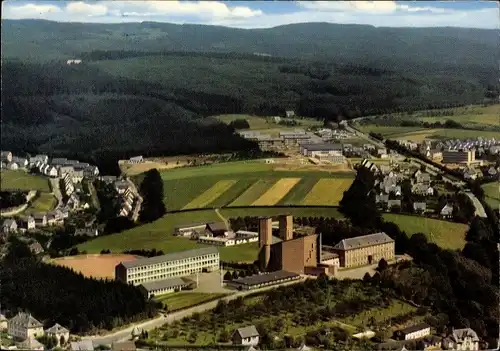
302,143,343,151
413,202,427,210
398,322,430,334
119,247,219,269
3,219,17,227
232,270,300,287
334,232,394,250
9,312,43,328
206,221,227,232
174,222,208,230
452,328,479,342
46,323,69,334
71,340,95,351
234,325,260,339
140,277,189,292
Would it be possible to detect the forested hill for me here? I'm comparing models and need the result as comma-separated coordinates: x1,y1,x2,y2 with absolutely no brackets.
2,19,498,71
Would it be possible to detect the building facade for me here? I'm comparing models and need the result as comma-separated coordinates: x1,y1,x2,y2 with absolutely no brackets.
442,150,475,164
115,247,219,286
7,313,44,340
138,277,190,298
394,323,431,341
333,232,395,268
45,323,70,346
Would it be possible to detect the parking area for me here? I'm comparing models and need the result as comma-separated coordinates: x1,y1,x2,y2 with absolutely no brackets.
184,270,232,294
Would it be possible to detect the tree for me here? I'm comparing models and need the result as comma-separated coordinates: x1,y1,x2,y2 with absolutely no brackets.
232,271,239,280
377,258,388,271
363,272,372,283
224,271,232,281
218,328,230,342
139,169,166,223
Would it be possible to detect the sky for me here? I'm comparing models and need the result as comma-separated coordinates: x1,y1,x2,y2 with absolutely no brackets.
1,1,499,29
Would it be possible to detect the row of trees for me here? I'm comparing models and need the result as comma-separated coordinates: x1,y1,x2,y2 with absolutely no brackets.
0,191,26,209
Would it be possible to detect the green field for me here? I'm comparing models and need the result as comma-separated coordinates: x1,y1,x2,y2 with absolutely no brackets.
415,104,500,127
154,292,228,312
159,161,355,211
0,170,51,192
383,214,468,250
482,182,500,209
76,207,343,262
27,193,57,213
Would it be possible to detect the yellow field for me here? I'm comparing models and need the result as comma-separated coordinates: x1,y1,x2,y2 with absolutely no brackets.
182,180,237,209
302,178,354,206
252,178,301,206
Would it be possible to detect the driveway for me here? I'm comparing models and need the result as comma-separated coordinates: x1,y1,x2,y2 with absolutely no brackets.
465,191,487,218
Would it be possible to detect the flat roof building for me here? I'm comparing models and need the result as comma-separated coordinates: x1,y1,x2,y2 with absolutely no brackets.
226,270,301,290
139,277,190,298
115,247,219,286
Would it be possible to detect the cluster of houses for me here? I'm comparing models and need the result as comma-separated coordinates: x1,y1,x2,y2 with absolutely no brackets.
173,221,259,247
100,176,142,221
1,312,70,350
361,160,455,217
232,323,481,351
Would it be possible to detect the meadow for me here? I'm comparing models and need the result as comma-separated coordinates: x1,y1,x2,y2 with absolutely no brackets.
27,193,57,213
383,213,468,250
482,182,500,209
76,207,343,262
155,292,228,312
159,161,354,211
0,170,51,192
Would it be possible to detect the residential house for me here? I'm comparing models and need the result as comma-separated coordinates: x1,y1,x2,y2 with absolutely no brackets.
440,204,454,219
28,241,44,254
487,167,497,176
7,162,19,170
387,199,402,211
128,156,144,164
463,169,478,180
285,110,295,118
72,167,85,183
33,214,47,227
47,166,58,177
1,151,13,163
70,340,95,351
84,165,99,177
59,165,75,178
29,154,49,165
18,216,36,231
413,202,427,214
232,325,260,346
0,314,7,330
115,180,130,194
7,312,44,340
377,148,388,157
111,341,137,351
45,323,70,346
17,337,44,350
394,323,431,341
442,328,479,351
2,219,18,233
51,158,69,166
75,227,99,237
412,184,434,196
12,157,29,168
46,213,56,226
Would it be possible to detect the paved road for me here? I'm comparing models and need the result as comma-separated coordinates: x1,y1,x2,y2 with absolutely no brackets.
49,177,64,208
82,278,308,345
465,191,487,218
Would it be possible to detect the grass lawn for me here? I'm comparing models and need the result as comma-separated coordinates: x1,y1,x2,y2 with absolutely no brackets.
228,178,278,206
154,292,228,312
163,177,218,211
482,182,500,209
302,178,353,206
208,178,256,208
160,161,273,181
383,213,468,250
251,178,301,206
342,300,416,327
216,114,322,133
0,170,51,192
27,193,57,213
182,180,237,210
278,177,319,205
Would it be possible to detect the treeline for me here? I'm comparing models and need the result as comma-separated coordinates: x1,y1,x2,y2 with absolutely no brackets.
0,191,26,209
339,168,499,347
123,249,165,258
139,169,166,222
1,238,159,334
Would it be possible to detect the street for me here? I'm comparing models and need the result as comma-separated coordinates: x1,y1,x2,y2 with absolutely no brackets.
465,191,487,218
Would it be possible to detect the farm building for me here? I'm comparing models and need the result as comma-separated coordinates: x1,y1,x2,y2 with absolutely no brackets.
115,247,220,286
138,277,190,298
226,270,301,291
173,222,207,237
332,232,395,268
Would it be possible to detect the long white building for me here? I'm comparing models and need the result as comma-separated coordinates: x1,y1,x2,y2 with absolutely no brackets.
115,247,219,286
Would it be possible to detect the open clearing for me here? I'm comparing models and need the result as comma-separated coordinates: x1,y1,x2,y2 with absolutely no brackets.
76,207,343,262
0,170,51,192
182,180,236,210
482,182,500,208
302,178,353,206
51,254,137,279
155,292,228,312
383,214,468,250
251,178,301,206
27,193,57,213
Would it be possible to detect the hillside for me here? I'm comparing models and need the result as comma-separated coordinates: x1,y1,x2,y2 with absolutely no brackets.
2,20,498,71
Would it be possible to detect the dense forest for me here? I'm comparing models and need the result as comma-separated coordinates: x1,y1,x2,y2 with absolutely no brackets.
338,168,499,348
1,238,159,333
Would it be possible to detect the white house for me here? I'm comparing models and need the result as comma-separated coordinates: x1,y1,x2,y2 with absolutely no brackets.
2,219,18,233
232,325,260,346
7,162,19,170
7,312,44,340
442,328,479,351
45,323,70,347
440,204,454,218
395,323,431,341
129,156,144,163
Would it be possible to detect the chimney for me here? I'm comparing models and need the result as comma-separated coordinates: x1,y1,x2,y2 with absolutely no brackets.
259,217,272,248
279,214,293,241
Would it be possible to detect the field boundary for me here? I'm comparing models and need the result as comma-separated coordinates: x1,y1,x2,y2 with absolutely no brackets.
167,204,341,214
